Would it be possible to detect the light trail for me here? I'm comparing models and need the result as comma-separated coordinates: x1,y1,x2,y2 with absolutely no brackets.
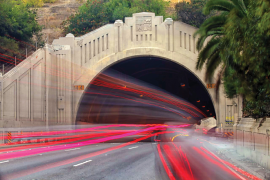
200,146,262,180
157,144,176,180
0,126,163,161
92,79,203,117
0,132,127,153
92,75,207,117
3,131,174,180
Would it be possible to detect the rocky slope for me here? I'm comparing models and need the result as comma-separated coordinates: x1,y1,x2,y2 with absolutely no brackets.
37,0,85,43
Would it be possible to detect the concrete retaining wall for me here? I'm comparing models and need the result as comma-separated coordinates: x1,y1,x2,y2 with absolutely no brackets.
234,118,270,169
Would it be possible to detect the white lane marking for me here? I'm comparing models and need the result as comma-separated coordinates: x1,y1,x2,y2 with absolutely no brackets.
73,160,92,167
128,146,139,150
65,148,80,152
152,143,156,144
0,160,9,164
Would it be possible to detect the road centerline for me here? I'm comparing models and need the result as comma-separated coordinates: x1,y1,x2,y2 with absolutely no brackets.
65,148,81,152
73,160,92,167
0,160,9,164
128,146,139,150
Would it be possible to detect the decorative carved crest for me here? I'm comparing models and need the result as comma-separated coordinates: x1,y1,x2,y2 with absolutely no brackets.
136,16,152,32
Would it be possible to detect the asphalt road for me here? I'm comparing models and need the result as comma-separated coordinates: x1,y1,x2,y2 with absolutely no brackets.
0,142,159,180
0,126,261,180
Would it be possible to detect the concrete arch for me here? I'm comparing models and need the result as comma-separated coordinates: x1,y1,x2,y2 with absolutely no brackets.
73,47,219,125
48,12,228,126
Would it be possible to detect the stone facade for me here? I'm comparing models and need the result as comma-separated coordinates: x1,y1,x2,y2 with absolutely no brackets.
0,13,241,132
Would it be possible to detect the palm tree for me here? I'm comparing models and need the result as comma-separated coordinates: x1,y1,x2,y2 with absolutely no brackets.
194,0,248,95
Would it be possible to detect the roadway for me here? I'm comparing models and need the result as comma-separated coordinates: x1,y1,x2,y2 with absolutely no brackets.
0,142,159,180
0,125,261,180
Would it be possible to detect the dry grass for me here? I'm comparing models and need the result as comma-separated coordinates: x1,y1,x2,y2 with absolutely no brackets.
48,16,56,21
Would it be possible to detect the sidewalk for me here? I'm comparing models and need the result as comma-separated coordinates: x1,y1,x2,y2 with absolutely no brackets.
205,137,269,180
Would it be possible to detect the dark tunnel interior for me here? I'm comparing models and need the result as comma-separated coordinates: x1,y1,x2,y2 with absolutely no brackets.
76,56,216,125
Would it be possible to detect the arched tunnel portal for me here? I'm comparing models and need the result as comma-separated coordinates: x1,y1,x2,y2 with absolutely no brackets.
76,56,216,125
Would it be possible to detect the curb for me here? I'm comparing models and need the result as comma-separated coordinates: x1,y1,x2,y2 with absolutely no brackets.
221,149,265,180
205,138,266,180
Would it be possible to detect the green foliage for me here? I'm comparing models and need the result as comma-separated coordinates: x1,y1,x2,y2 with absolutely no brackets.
22,0,44,7
62,0,170,36
106,0,169,22
243,91,270,118
223,66,238,98
21,0,58,7
62,0,108,37
22,0,58,7
0,36,20,61
0,0,42,41
193,0,238,84
222,0,270,118
193,0,247,88
0,0,43,65
195,0,270,118
175,0,215,28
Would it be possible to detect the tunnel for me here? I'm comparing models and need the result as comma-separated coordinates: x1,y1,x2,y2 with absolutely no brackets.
76,56,216,125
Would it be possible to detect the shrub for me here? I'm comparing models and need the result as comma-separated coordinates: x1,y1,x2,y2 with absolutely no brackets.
62,0,170,36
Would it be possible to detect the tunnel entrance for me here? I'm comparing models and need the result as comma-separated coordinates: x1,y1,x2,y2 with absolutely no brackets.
76,56,216,125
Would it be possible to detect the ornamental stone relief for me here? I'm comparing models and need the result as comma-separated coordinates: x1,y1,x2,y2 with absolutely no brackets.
136,16,152,32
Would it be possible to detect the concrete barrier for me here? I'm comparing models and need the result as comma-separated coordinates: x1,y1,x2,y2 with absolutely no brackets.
234,118,270,169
